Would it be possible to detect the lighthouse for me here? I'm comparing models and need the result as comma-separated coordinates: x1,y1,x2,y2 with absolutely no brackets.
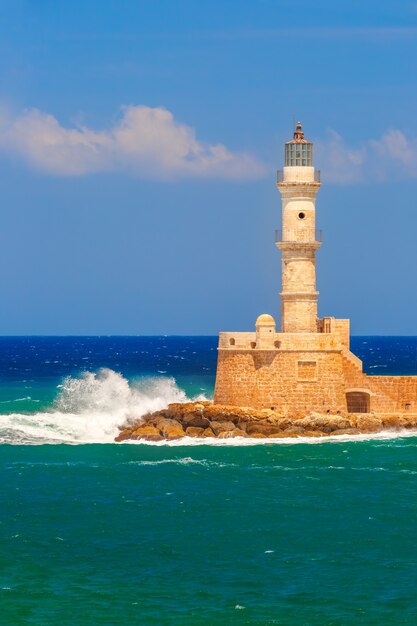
276,122,321,333
213,122,417,417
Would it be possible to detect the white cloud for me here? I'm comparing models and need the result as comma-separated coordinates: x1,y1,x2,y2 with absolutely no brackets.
315,128,417,183
0,105,267,181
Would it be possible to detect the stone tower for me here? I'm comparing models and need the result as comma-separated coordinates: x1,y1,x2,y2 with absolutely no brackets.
277,122,321,333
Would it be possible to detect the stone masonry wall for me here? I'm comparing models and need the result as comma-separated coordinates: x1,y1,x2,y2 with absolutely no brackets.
214,349,347,416
214,345,417,415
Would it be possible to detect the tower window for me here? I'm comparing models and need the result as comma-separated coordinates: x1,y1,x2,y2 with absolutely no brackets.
298,212,306,219
285,141,313,166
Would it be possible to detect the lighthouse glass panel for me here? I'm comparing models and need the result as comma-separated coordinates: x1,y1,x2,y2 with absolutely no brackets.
285,142,313,166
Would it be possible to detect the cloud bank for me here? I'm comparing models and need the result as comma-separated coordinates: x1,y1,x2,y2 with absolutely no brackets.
0,105,416,185
0,105,267,181
315,129,417,184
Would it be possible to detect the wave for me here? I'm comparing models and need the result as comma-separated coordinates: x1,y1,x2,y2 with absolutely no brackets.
0,368,206,445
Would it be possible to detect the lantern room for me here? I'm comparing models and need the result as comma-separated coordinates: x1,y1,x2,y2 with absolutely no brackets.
284,122,313,167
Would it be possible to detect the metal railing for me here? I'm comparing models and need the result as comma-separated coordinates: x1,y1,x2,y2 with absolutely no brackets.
277,170,321,183
275,229,323,243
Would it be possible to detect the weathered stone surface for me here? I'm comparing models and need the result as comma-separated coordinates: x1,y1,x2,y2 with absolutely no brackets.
115,429,134,442
131,424,161,438
283,427,306,435
183,413,210,429
331,428,361,436
210,420,235,435
354,416,382,432
185,426,205,437
155,418,185,439
296,415,352,433
381,415,409,429
218,431,235,438
266,416,292,429
246,422,283,436
231,428,247,437
115,423,164,442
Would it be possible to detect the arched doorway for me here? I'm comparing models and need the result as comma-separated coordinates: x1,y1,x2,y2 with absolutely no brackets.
346,391,370,413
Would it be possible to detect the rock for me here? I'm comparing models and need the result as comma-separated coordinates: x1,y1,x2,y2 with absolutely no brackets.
330,428,361,436
183,413,210,429
354,416,382,432
302,430,327,437
266,416,291,429
218,431,235,438
246,421,284,436
164,402,208,421
210,421,235,435
296,415,352,433
114,424,164,441
381,415,409,429
231,428,247,437
131,424,161,438
202,427,215,437
283,426,306,435
114,429,134,442
155,418,185,439
185,426,205,437
402,416,417,428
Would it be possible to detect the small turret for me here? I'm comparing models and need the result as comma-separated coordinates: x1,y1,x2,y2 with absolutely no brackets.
255,314,276,348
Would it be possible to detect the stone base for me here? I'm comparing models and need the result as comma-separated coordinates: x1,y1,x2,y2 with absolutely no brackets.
115,401,417,442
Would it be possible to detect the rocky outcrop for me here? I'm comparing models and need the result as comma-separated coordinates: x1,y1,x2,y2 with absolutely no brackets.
115,401,417,442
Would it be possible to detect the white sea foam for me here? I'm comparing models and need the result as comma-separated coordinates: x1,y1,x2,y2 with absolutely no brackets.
124,430,417,447
0,368,206,445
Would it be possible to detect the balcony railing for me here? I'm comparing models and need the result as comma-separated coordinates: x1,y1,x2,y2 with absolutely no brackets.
275,229,323,244
277,170,321,183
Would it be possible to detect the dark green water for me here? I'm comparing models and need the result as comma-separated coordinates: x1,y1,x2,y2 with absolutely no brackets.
2,439,417,625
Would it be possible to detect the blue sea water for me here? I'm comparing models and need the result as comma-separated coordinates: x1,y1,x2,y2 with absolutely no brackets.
2,336,417,624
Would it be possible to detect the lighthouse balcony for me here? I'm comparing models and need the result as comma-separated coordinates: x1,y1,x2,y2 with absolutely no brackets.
277,169,321,184
275,228,323,244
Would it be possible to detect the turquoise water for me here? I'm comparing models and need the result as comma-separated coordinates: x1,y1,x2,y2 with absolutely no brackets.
2,440,417,625
2,336,417,624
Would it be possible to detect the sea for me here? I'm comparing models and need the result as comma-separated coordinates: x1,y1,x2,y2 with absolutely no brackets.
2,336,417,625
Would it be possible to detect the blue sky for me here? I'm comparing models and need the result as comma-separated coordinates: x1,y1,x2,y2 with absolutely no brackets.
0,0,416,334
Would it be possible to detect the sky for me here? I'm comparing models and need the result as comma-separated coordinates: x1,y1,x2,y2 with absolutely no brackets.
0,0,417,335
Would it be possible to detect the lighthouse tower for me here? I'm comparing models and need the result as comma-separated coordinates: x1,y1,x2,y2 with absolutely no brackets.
277,122,321,333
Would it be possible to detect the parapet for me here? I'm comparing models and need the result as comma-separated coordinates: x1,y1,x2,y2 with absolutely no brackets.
317,317,350,349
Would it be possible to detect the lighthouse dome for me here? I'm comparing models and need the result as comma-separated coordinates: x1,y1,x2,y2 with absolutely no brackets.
256,314,276,326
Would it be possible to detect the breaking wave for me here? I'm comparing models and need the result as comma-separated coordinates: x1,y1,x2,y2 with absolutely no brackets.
0,368,206,445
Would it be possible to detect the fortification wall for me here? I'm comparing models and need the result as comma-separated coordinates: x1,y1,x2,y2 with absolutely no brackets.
367,376,417,412
214,349,347,416
341,351,417,413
